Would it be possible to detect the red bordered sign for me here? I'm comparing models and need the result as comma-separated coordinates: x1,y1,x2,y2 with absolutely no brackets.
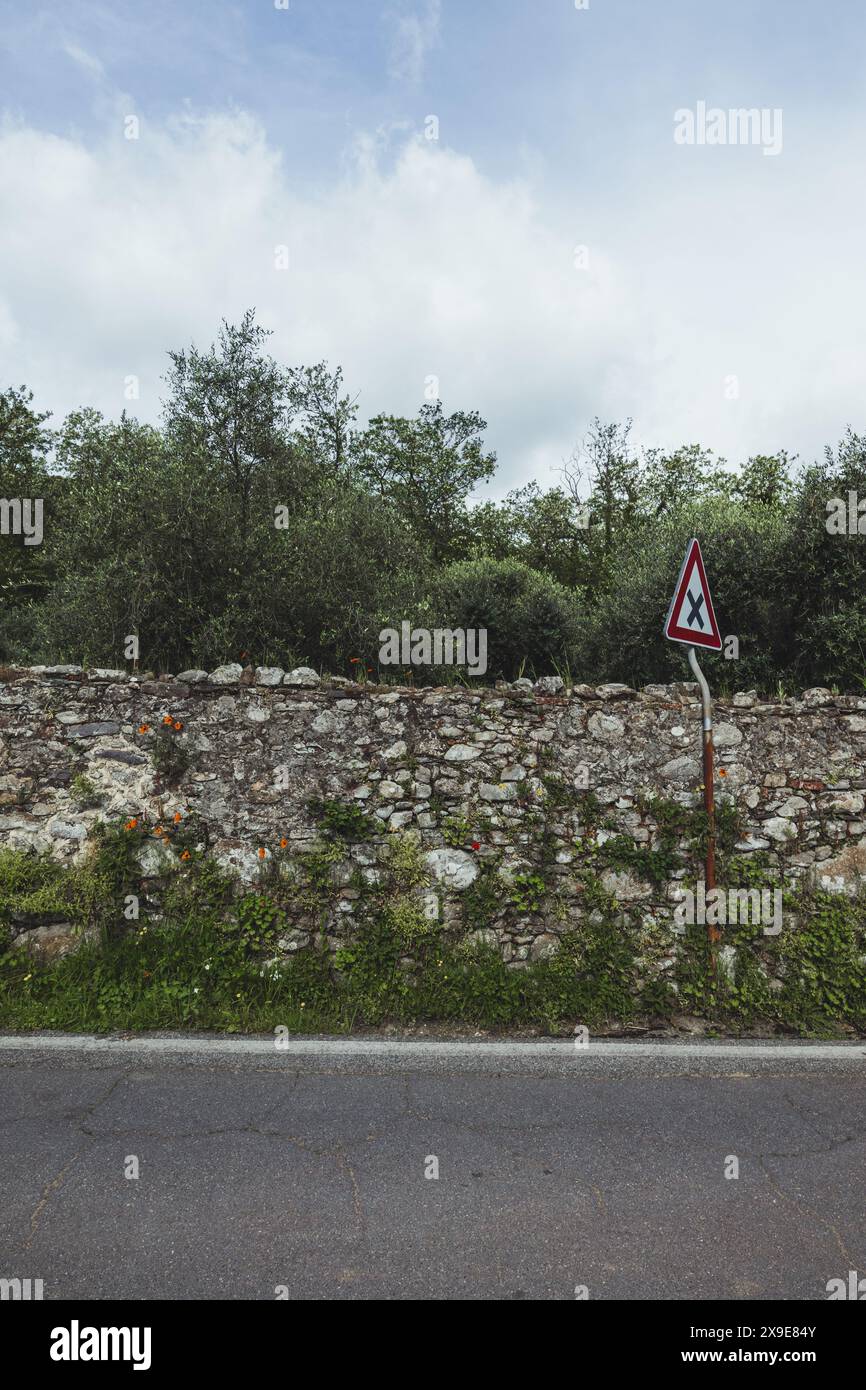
664,538,722,650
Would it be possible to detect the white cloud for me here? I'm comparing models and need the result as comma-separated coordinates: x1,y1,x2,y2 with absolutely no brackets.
384,0,441,86
0,110,648,490
0,104,865,495
61,41,107,81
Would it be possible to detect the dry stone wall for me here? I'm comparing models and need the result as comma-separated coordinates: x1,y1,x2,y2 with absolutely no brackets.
2,665,866,969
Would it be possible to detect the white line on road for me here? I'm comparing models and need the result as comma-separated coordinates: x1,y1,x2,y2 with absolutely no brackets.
0,1034,864,1060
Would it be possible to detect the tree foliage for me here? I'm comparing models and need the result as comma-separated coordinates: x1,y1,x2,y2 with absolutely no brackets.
2,312,865,691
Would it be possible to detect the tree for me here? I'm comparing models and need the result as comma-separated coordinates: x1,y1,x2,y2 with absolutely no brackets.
469,483,594,589
734,453,794,509
354,400,496,563
0,387,56,658
781,431,866,687
561,419,640,556
162,309,300,534
640,444,733,515
287,362,358,477
34,411,170,665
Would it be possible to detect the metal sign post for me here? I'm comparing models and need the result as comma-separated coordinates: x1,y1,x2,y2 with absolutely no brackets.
687,644,719,954
664,538,723,962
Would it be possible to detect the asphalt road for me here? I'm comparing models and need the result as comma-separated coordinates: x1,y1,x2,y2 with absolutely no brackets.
1,1036,864,1300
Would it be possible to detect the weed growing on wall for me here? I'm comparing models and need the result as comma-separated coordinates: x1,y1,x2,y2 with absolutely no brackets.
0,804,864,1036
139,715,190,786
307,796,376,840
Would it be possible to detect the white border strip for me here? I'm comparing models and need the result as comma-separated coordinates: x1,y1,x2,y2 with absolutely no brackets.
0,1035,864,1059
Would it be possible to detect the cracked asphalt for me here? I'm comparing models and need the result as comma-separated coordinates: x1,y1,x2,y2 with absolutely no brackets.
1,1036,864,1300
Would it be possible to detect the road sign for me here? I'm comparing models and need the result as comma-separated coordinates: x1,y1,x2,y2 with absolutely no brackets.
664,537,721,961
664,538,722,651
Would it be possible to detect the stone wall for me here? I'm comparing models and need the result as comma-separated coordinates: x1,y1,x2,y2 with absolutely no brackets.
2,664,866,969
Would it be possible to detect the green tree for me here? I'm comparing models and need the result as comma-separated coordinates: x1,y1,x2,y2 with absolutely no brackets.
639,444,734,516
735,452,795,509
354,400,496,563
469,483,595,589
287,362,358,478
0,387,56,659
782,431,866,687
562,419,640,556
163,309,303,535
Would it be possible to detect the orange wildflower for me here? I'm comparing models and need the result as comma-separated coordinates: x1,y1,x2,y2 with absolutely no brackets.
258,847,266,859
180,850,191,861
173,721,183,732
718,768,728,779
279,837,288,849
173,812,182,823
162,715,173,726
138,723,150,734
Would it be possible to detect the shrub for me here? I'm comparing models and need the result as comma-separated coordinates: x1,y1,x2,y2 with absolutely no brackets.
426,557,581,681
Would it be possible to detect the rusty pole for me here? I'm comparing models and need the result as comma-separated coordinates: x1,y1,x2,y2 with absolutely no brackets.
687,645,719,959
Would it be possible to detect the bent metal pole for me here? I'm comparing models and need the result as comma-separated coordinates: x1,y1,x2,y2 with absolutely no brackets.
687,644,719,954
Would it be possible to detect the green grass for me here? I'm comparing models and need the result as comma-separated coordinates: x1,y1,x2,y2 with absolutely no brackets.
0,910,640,1036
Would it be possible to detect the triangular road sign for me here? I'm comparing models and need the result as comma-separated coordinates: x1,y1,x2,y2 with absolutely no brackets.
664,538,722,650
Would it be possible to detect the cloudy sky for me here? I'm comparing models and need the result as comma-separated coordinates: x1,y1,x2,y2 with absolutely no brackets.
1,0,865,493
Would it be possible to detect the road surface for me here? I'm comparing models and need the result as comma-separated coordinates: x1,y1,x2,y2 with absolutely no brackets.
1,1035,864,1300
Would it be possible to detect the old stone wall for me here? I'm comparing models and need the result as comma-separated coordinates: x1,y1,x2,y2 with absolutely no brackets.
2,664,866,969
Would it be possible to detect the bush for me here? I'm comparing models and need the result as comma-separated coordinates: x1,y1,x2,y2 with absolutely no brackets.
425,557,581,681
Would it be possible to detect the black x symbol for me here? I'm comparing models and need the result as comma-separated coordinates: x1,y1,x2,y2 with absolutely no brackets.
686,589,705,629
